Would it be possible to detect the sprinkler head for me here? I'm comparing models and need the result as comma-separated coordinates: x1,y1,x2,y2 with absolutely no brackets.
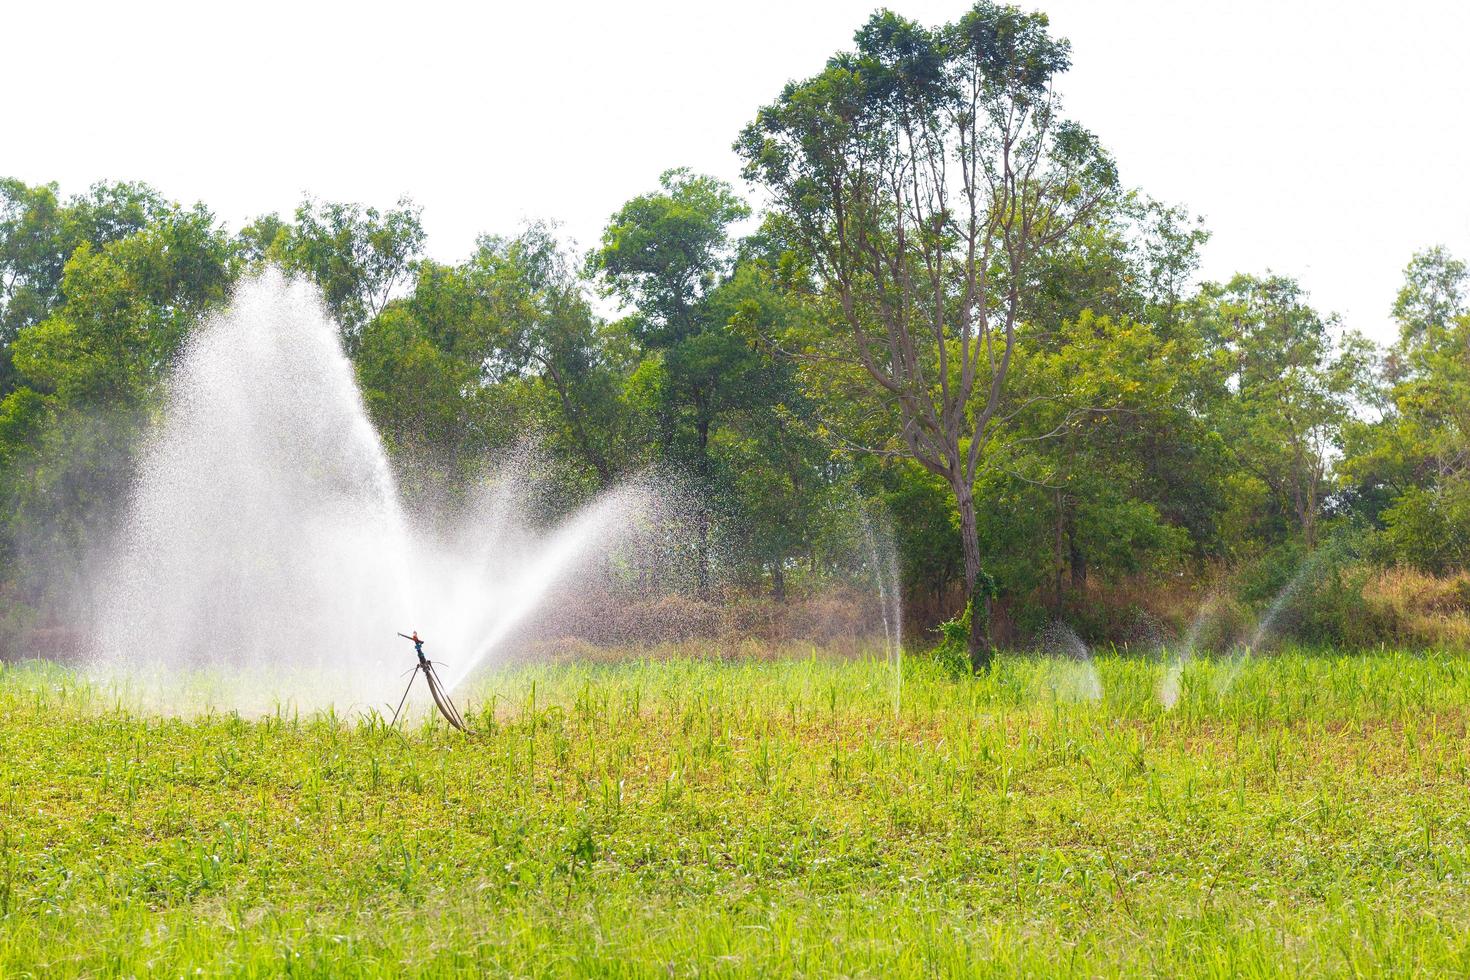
396,631,430,665
389,629,470,733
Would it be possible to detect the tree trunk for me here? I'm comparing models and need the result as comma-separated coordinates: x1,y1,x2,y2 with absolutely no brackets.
1052,490,1066,614
696,416,712,597
541,358,613,485
1299,480,1317,551
954,480,993,672
1069,533,1087,591
771,562,786,602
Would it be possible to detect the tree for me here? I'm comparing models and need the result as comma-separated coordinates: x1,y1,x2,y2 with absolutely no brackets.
234,213,290,266
1341,247,1470,570
471,224,636,487
1,182,65,340
1,180,65,397
1391,246,1468,360
356,277,485,489
880,461,964,611
63,181,174,249
0,198,237,605
593,170,749,348
1023,194,1209,341
592,170,763,593
1,179,181,397
1195,275,1371,551
358,225,638,499
718,258,842,599
999,313,1194,613
737,2,1116,667
273,197,425,349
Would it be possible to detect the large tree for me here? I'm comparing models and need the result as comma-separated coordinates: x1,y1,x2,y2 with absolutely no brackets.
1194,274,1371,551
0,196,237,613
592,169,765,593
245,197,425,352
737,2,1116,666
357,224,637,497
1391,246,1468,361
1341,248,1470,570
1,179,180,396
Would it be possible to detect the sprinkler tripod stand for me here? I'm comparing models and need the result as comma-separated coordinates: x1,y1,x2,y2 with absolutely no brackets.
391,631,470,732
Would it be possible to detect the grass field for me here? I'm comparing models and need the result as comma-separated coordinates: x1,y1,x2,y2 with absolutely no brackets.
4,650,1470,977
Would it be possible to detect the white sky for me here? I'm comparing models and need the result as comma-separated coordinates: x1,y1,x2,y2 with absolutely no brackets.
5,0,1468,342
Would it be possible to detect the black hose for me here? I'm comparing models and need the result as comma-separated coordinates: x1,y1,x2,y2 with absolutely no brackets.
423,663,469,732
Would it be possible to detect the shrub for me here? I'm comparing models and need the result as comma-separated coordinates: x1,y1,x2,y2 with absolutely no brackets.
928,602,974,678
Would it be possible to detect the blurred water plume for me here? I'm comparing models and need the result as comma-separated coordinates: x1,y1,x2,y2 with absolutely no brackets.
1033,620,1103,703
91,270,653,713
87,270,902,716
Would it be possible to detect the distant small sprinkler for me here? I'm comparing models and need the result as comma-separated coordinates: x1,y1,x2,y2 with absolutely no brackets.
390,631,470,733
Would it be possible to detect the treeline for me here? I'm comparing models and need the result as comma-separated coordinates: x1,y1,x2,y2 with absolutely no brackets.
3,3,1469,655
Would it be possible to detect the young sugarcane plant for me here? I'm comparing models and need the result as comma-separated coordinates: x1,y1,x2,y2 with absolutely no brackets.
391,632,470,733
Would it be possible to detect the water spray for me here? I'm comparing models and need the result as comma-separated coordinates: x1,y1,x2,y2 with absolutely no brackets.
390,632,469,732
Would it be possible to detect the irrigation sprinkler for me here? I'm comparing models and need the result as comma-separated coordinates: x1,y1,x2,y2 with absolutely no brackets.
390,631,470,732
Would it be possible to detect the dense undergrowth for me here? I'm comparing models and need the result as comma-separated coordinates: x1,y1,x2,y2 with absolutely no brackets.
990,562,1470,651
4,650,1470,977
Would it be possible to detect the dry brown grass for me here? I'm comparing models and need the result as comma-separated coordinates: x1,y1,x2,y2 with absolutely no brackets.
1360,565,1470,647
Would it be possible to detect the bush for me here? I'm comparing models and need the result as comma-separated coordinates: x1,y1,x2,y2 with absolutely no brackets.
928,602,974,678
1380,484,1470,573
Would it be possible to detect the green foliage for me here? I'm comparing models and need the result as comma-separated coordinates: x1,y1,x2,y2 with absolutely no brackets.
270,196,426,348
592,169,749,348
0,180,65,392
0,189,238,605
737,1,1117,638
881,462,963,602
1380,483,1470,573
1340,246,1470,575
355,225,637,499
592,171,832,594
1191,274,1372,551
1392,246,1467,354
930,601,975,677
0,180,183,396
